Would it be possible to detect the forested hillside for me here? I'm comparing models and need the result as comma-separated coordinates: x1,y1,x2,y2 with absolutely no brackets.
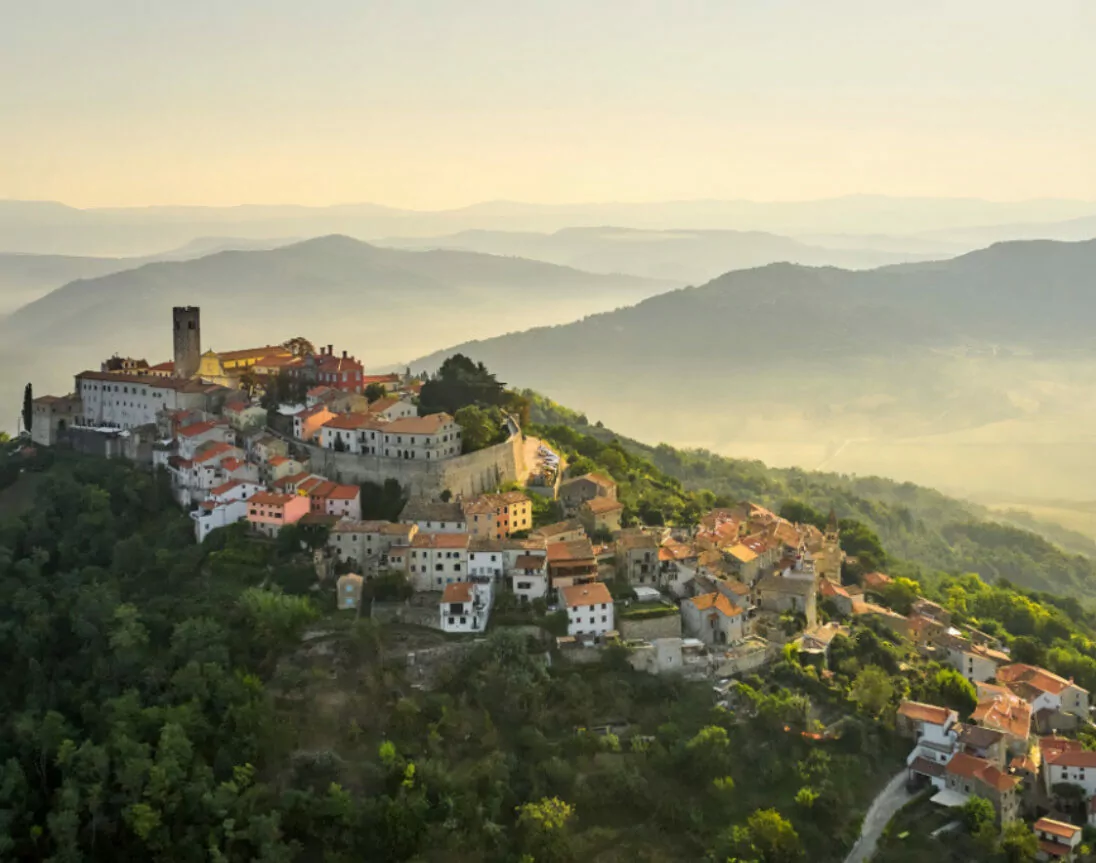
526,392,1096,602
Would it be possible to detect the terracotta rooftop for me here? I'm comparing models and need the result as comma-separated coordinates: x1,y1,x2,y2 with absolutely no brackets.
177,420,219,438
1044,749,1096,768
326,484,360,500
972,692,1032,739
514,554,546,571
584,497,624,514
1034,818,1082,840
323,412,381,431
944,752,1021,792
249,491,295,506
441,582,474,603
997,664,1085,697
687,592,743,618
384,413,456,435
192,442,236,464
561,582,613,608
897,701,955,726
531,519,584,537
547,539,596,562
411,532,470,550
725,543,758,563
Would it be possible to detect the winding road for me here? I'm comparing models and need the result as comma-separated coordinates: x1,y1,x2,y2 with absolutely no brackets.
844,770,914,863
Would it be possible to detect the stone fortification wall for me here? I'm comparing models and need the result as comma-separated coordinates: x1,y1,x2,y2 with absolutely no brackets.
296,428,524,498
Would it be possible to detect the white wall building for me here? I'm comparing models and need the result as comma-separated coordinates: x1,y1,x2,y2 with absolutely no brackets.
1044,750,1096,798
561,582,615,638
408,533,470,591
511,555,548,602
328,521,417,566
191,498,249,542
439,581,493,634
75,371,211,430
379,413,462,460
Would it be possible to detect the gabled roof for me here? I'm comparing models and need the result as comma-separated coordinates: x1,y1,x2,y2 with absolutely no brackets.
411,532,470,550
897,701,955,727
326,484,360,500
177,420,219,438
1044,749,1096,768
249,491,295,506
323,412,380,431
514,555,546,571
192,442,236,464
997,664,1086,697
972,692,1032,739
561,582,612,608
616,532,659,552
819,579,850,600
686,592,743,618
531,519,584,537
384,413,455,435
1034,818,1082,840
725,543,758,564
944,752,1021,792
442,582,473,603
584,497,624,514
547,539,596,562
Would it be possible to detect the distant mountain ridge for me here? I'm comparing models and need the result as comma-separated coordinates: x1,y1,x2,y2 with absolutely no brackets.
377,226,939,283
2,235,670,435
3,195,1095,256
408,238,1096,503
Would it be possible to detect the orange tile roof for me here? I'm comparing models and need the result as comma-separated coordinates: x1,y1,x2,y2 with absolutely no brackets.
687,592,743,618
326,484,360,500
561,582,613,608
384,413,455,435
1045,749,1096,768
361,373,400,385
309,481,338,499
897,701,954,726
997,664,1085,696
177,420,219,438
863,571,892,590
945,752,1022,792
973,693,1032,739
1041,735,1084,755
441,582,473,603
584,497,624,514
268,455,293,466
547,539,596,562
819,579,850,600
217,345,291,362
1038,840,1072,858
411,533,470,550
193,442,235,464
514,555,546,571
1034,818,1081,840
323,412,380,431
367,396,401,414
249,491,295,506
210,479,246,496
272,471,310,489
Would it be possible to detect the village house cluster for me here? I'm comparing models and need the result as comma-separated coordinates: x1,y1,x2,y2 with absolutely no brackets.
892,602,1095,857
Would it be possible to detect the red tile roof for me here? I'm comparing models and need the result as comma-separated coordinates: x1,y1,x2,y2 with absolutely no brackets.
177,420,219,438
442,582,473,603
687,592,743,618
561,582,613,608
193,442,235,464
1045,749,1096,768
249,491,295,506
1034,818,1081,840
897,701,954,726
326,484,360,500
384,413,456,435
997,664,1085,696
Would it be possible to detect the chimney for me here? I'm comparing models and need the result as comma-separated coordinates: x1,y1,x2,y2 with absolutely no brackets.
342,350,347,359
327,344,333,356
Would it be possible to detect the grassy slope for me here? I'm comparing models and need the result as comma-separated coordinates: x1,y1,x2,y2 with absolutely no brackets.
526,391,1096,602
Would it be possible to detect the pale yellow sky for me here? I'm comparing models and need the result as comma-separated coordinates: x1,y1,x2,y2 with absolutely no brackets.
3,1,1094,208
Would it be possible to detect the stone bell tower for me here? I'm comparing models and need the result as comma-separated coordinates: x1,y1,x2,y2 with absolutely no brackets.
172,306,201,378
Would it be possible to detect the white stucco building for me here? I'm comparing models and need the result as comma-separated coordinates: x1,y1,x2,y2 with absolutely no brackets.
408,532,470,591
75,371,213,430
439,581,492,634
561,582,614,638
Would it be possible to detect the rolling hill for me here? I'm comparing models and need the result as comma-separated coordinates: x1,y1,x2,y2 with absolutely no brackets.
0,237,298,315
377,226,939,283
3,235,669,433
410,238,1096,504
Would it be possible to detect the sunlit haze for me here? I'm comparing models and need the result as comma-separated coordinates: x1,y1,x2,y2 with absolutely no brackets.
4,0,1095,208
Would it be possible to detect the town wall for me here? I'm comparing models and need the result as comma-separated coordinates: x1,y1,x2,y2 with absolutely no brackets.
294,427,525,498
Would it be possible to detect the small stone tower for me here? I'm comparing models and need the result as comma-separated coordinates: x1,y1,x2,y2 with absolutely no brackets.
172,306,201,379
817,508,844,585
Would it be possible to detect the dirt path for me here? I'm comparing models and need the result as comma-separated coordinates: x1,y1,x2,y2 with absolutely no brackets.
844,770,914,863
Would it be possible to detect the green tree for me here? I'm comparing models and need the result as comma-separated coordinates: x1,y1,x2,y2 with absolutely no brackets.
849,665,895,716
960,795,994,832
516,797,575,863
731,808,803,863
22,382,32,436
364,383,387,402
878,577,921,613
999,820,1039,862
932,667,978,715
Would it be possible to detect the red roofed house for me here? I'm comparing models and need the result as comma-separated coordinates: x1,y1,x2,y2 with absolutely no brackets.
246,491,310,537
896,700,960,788
409,532,471,591
997,664,1090,717
561,582,615,638
361,372,401,392
176,419,233,459
972,684,1033,751
320,484,362,521
367,396,417,421
1043,747,1096,800
266,455,306,482
578,496,625,535
439,580,493,634
293,404,335,443
818,578,854,616
682,592,746,645
1033,817,1082,860
944,751,1022,823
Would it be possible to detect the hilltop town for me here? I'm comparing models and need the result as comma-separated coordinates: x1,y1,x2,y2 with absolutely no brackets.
23,306,1096,860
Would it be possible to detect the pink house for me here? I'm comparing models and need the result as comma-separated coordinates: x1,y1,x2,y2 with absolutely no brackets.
324,484,362,520
246,491,310,537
